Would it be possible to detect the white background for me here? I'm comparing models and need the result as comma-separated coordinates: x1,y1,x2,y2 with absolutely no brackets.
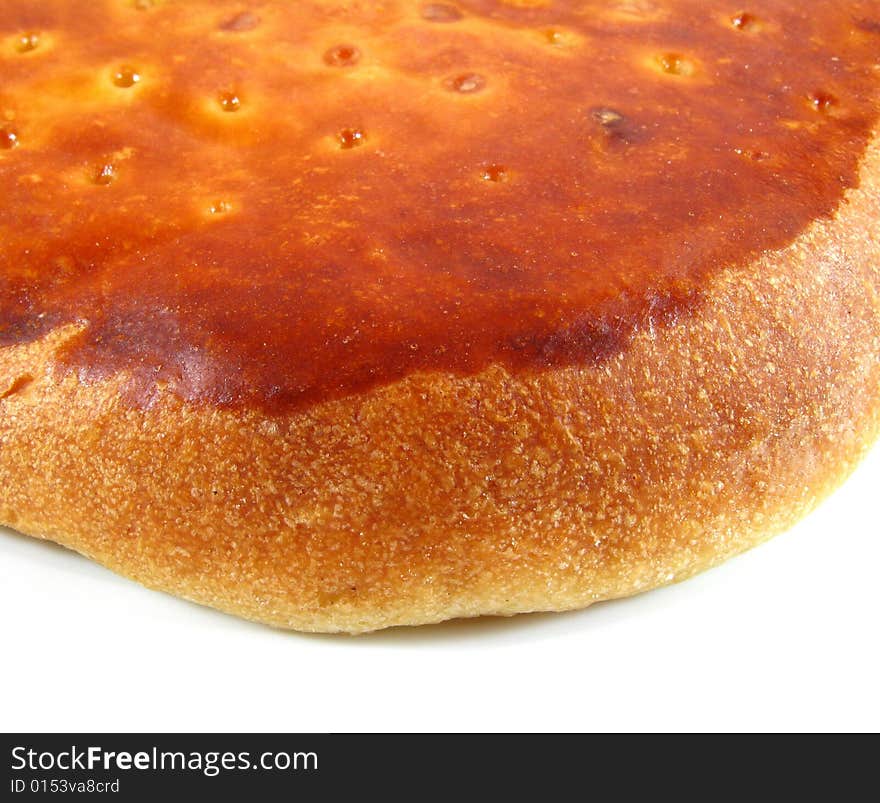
1,442,877,733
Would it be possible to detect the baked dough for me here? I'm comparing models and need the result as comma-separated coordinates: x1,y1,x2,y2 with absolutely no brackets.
1,1,879,632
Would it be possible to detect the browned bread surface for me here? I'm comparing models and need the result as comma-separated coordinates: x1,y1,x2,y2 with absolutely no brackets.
1,1,879,632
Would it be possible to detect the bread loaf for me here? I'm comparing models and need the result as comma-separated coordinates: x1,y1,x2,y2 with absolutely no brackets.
1,0,879,632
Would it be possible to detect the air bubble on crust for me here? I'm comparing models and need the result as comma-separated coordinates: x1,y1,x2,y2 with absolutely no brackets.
481,164,509,182
15,32,40,53
209,200,233,215
592,107,625,126
338,128,365,149
541,28,577,47
590,107,638,145
93,164,117,185
421,3,463,22
218,90,242,112
446,73,486,94
655,52,696,77
113,66,141,88
324,45,361,67
730,12,761,31
809,91,838,112
1,127,18,149
734,147,770,161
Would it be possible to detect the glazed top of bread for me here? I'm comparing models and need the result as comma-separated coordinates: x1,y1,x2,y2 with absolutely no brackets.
1,0,879,412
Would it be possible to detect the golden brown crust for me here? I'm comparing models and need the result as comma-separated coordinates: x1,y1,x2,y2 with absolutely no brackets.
3,1,880,410
2,2,880,632
1,134,878,633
